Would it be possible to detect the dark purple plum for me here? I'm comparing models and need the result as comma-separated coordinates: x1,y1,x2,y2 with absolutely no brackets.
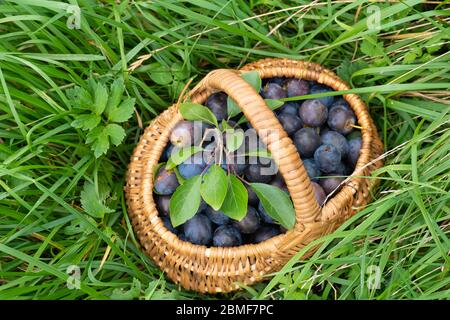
160,143,175,162
331,97,351,110
263,77,285,86
170,121,201,148
245,163,275,183
154,167,180,195
284,78,309,97
246,184,259,206
310,84,334,107
293,128,321,158
343,162,353,175
252,225,281,243
321,130,349,157
299,99,328,127
302,158,321,181
178,154,207,179
328,105,356,135
277,113,303,135
319,176,345,195
233,206,260,234
213,225,242,247
333,162,347,175
199,199,207,212
205,207,230,225
156,195,170,216
257,202,274,224
183,213,213,245
221,154,247,175
270,173,288,193
205,92,228,121
314,144,342,173
161,216,178,235
262,83,287,100
347,137,362,168
311,182,326,206
278,102,300,116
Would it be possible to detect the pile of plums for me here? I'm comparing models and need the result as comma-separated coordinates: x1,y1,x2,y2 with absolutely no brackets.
153,76,362,247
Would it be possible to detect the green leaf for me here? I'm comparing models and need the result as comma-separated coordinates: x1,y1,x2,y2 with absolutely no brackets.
336,59,368,84
221,119,232,131
106,77,124,112
241,71,262,92
220,175,248,221
227,71,262,118
264,99,284,110
108,97,135,123
91,129,110,158
80,182,114,219
173,167,186,184
71,114,101,131
225,129,244,152
150,64,173,85
251,183,296,230
166,146,203,170
105,123,126,146
67,86,92,109
200,165,228,210
227,96,241,118
93,82,108,115
172,62,189,80
86,126,104,144
360,37,384,57
169,175,202,227
110,278,142,300
179,102,218,127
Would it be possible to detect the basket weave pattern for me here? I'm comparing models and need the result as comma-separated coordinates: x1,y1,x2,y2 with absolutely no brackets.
125,59,384,293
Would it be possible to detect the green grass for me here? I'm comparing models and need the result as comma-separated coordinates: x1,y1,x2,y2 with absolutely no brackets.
0,0,449,300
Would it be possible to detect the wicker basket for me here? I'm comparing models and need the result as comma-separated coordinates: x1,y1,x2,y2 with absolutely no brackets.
125,58,384,293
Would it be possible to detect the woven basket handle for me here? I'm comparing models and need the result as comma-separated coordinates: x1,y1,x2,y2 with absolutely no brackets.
197,69,321,225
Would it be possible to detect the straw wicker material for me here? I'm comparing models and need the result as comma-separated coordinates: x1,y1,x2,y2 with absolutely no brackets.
125,58,384,293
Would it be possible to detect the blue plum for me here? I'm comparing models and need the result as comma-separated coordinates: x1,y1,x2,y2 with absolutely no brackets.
294,127,321,158
311,181,326,206
284,78,309,97
262,83,287,100
310,84,334,107
205,206,230,225
156,195,170,216
233,206,260,234
170,121,201,147
154,167,180,195
183,213,213,245
206,92,228,121
347,137,362,168
314,144,341,174
299,99,328,127
327,104,356,135
178,154,207,179
213,225,243,247
302,158,321,181
319,176,345,195
252,225,281,243
277,113,303,135
321,130,349,157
